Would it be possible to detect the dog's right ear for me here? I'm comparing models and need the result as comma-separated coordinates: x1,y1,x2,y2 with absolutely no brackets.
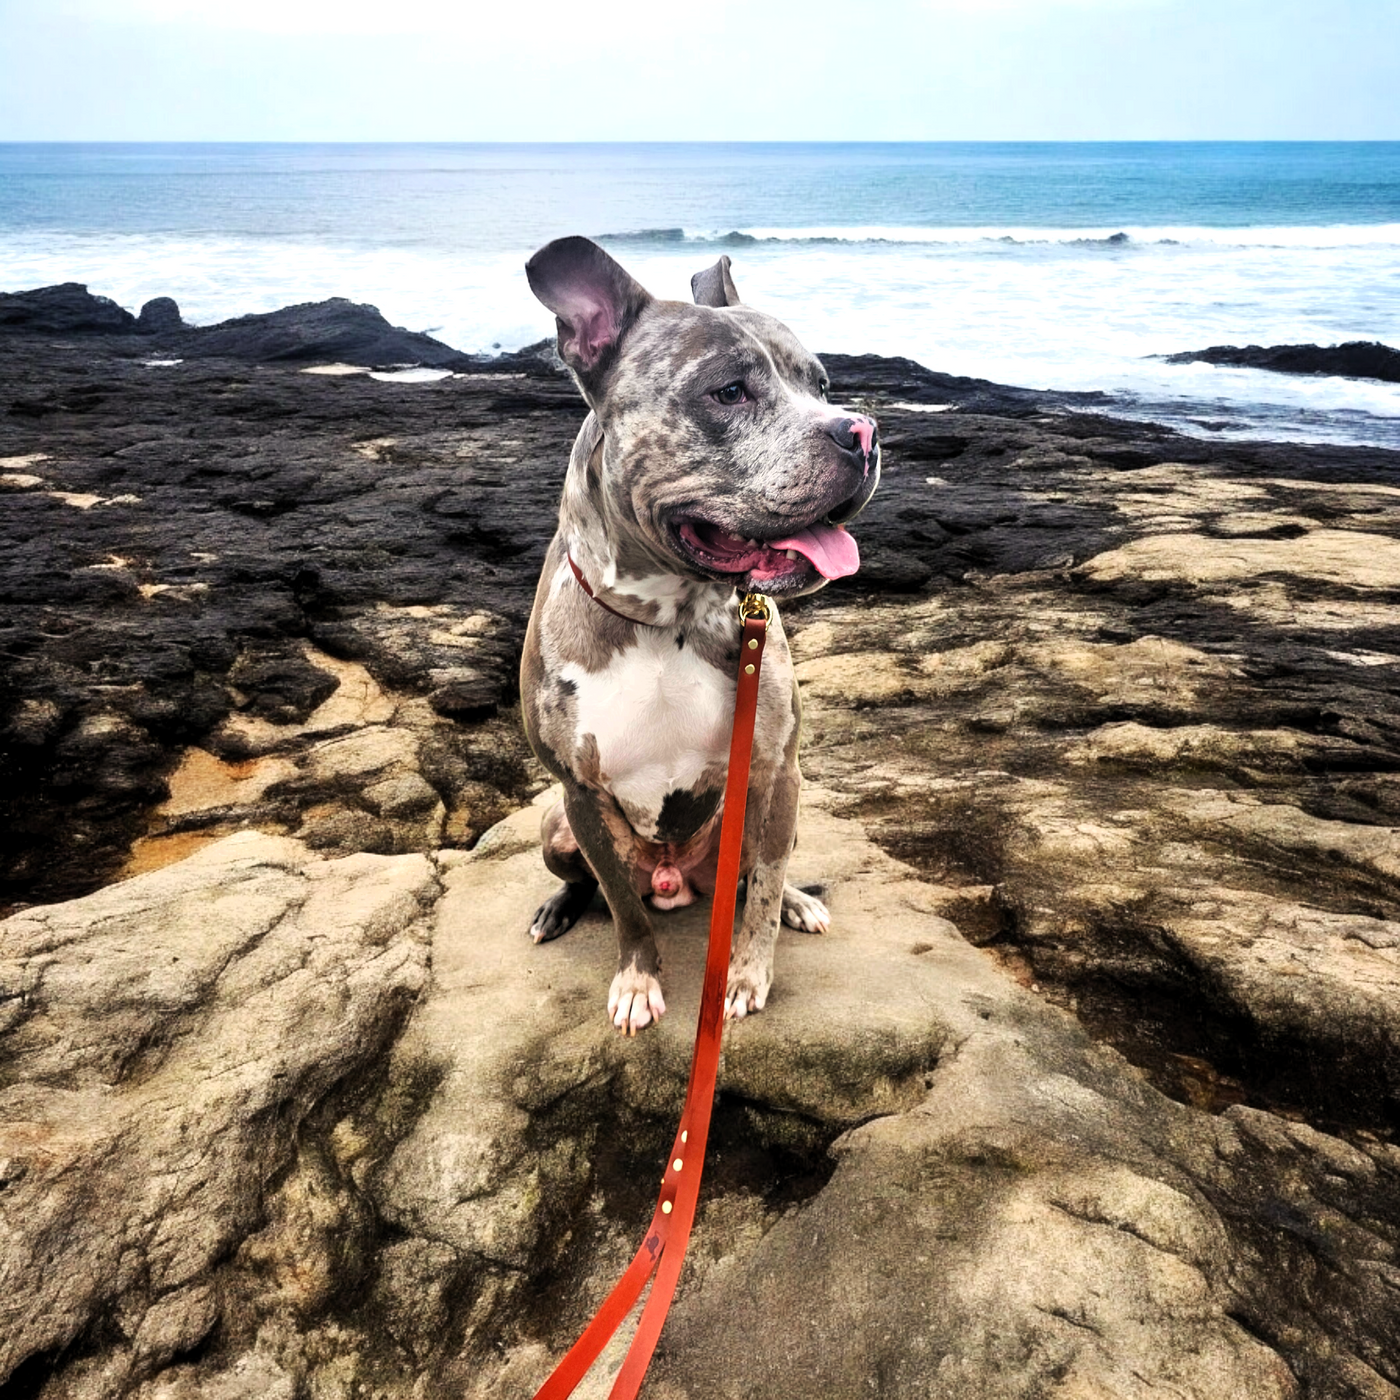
526,237,652,386
691,255,742,308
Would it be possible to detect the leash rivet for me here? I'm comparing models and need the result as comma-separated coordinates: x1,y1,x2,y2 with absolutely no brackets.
662,1201,673,1215
744,664,755,675
681,1131,688,1143
673,1158,684,1172
747,638,758,650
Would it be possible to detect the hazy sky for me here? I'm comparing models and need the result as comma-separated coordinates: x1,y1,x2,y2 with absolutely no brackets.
1,0,1397,141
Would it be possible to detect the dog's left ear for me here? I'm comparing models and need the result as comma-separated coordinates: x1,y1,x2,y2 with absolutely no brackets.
691,255,742,308
526,236,652,386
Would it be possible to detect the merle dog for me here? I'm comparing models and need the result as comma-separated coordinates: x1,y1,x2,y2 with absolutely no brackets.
519,237,879,1033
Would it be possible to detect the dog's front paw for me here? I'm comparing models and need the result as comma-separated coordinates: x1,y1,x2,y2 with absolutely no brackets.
724,962,772,1020
608,965,666,1036
782,883,830,934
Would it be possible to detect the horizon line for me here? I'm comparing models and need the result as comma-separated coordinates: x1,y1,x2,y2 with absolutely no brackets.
4,137,1400,146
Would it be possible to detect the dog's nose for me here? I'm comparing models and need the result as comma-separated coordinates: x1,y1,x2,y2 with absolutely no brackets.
826,415,878,474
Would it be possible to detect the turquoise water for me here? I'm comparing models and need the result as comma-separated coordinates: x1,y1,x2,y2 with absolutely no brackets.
2,142,1399,444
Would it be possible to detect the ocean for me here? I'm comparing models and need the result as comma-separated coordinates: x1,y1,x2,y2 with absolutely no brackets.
2,141,1398,447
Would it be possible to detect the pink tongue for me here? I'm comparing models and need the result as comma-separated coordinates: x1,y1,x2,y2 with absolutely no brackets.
770,524,861,580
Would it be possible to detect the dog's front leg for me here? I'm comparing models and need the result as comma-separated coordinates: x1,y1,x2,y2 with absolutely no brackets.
560,780,666,1035
724,763,802,1020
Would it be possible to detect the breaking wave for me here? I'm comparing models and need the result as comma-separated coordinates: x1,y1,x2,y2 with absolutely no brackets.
600,223,1400,251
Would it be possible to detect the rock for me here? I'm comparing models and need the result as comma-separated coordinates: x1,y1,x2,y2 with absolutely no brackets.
5,293,1399,909
136,298,184,335
0,283,139,334
6,293,1400,1397
162,297,477,369
1163,340,1400,384
155,747,299,820
817,351,1110,417
0,325,565,903
0,832,435,1395
1080,528,1400,589
132,1351,296,1400
8,795,1398,1397
368,797,1400,1399
0,283,512,369
362,772,441,819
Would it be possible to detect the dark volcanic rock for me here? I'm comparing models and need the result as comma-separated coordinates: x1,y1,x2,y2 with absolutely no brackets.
0,283,494,369
0,337,578,904
1164,339,1400,384
0,282,139,334
3,315,1400,910
136,295,185,334
819,350,1111,416
165,296,477,368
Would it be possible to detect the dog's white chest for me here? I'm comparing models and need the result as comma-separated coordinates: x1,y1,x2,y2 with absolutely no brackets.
562,633,733,839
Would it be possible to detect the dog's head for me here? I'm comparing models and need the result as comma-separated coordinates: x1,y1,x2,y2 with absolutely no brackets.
526,236,879,599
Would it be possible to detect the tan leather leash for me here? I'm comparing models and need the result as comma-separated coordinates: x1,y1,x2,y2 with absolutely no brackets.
531,590,772,1400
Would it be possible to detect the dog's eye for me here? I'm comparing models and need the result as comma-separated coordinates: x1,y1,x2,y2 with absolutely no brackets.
712,381,747,406
819,381,830,401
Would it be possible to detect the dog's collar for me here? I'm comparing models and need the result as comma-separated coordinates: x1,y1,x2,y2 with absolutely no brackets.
566,552,663,627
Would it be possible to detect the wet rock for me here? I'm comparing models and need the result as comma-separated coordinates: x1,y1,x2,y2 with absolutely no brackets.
136,298,185,335
121,644,515,871
0,283,139,334
1164,340,1400,384
0,331,567,904
4,294,1398,905
162,297,477,369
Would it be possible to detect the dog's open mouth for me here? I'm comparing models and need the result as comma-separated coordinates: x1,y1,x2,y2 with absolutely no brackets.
676,518,860,582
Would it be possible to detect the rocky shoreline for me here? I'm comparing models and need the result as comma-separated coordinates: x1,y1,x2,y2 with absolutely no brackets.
1163,339,1400,384
4,289,1400,1399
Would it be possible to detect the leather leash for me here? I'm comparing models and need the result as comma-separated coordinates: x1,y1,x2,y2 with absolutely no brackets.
532,590,772,1400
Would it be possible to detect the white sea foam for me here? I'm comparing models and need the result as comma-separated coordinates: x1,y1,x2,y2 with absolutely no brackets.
621,224,1400,250
2,226,1396,447
367,367,455,382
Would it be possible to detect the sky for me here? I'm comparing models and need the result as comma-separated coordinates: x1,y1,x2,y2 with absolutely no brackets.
0,0,1397,141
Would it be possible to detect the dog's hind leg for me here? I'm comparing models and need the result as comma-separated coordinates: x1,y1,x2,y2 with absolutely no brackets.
530,798,599,944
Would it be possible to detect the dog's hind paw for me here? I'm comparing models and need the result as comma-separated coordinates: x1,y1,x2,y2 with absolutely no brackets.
782,883,830,934
608,966,666,1036
530,880,596,944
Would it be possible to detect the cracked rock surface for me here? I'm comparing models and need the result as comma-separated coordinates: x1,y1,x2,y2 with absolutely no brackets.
0,832,435,1398
5,796,1399,1399
4,293,1400,1397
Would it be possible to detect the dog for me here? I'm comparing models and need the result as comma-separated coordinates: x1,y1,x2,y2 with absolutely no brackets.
519,236,879,1034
